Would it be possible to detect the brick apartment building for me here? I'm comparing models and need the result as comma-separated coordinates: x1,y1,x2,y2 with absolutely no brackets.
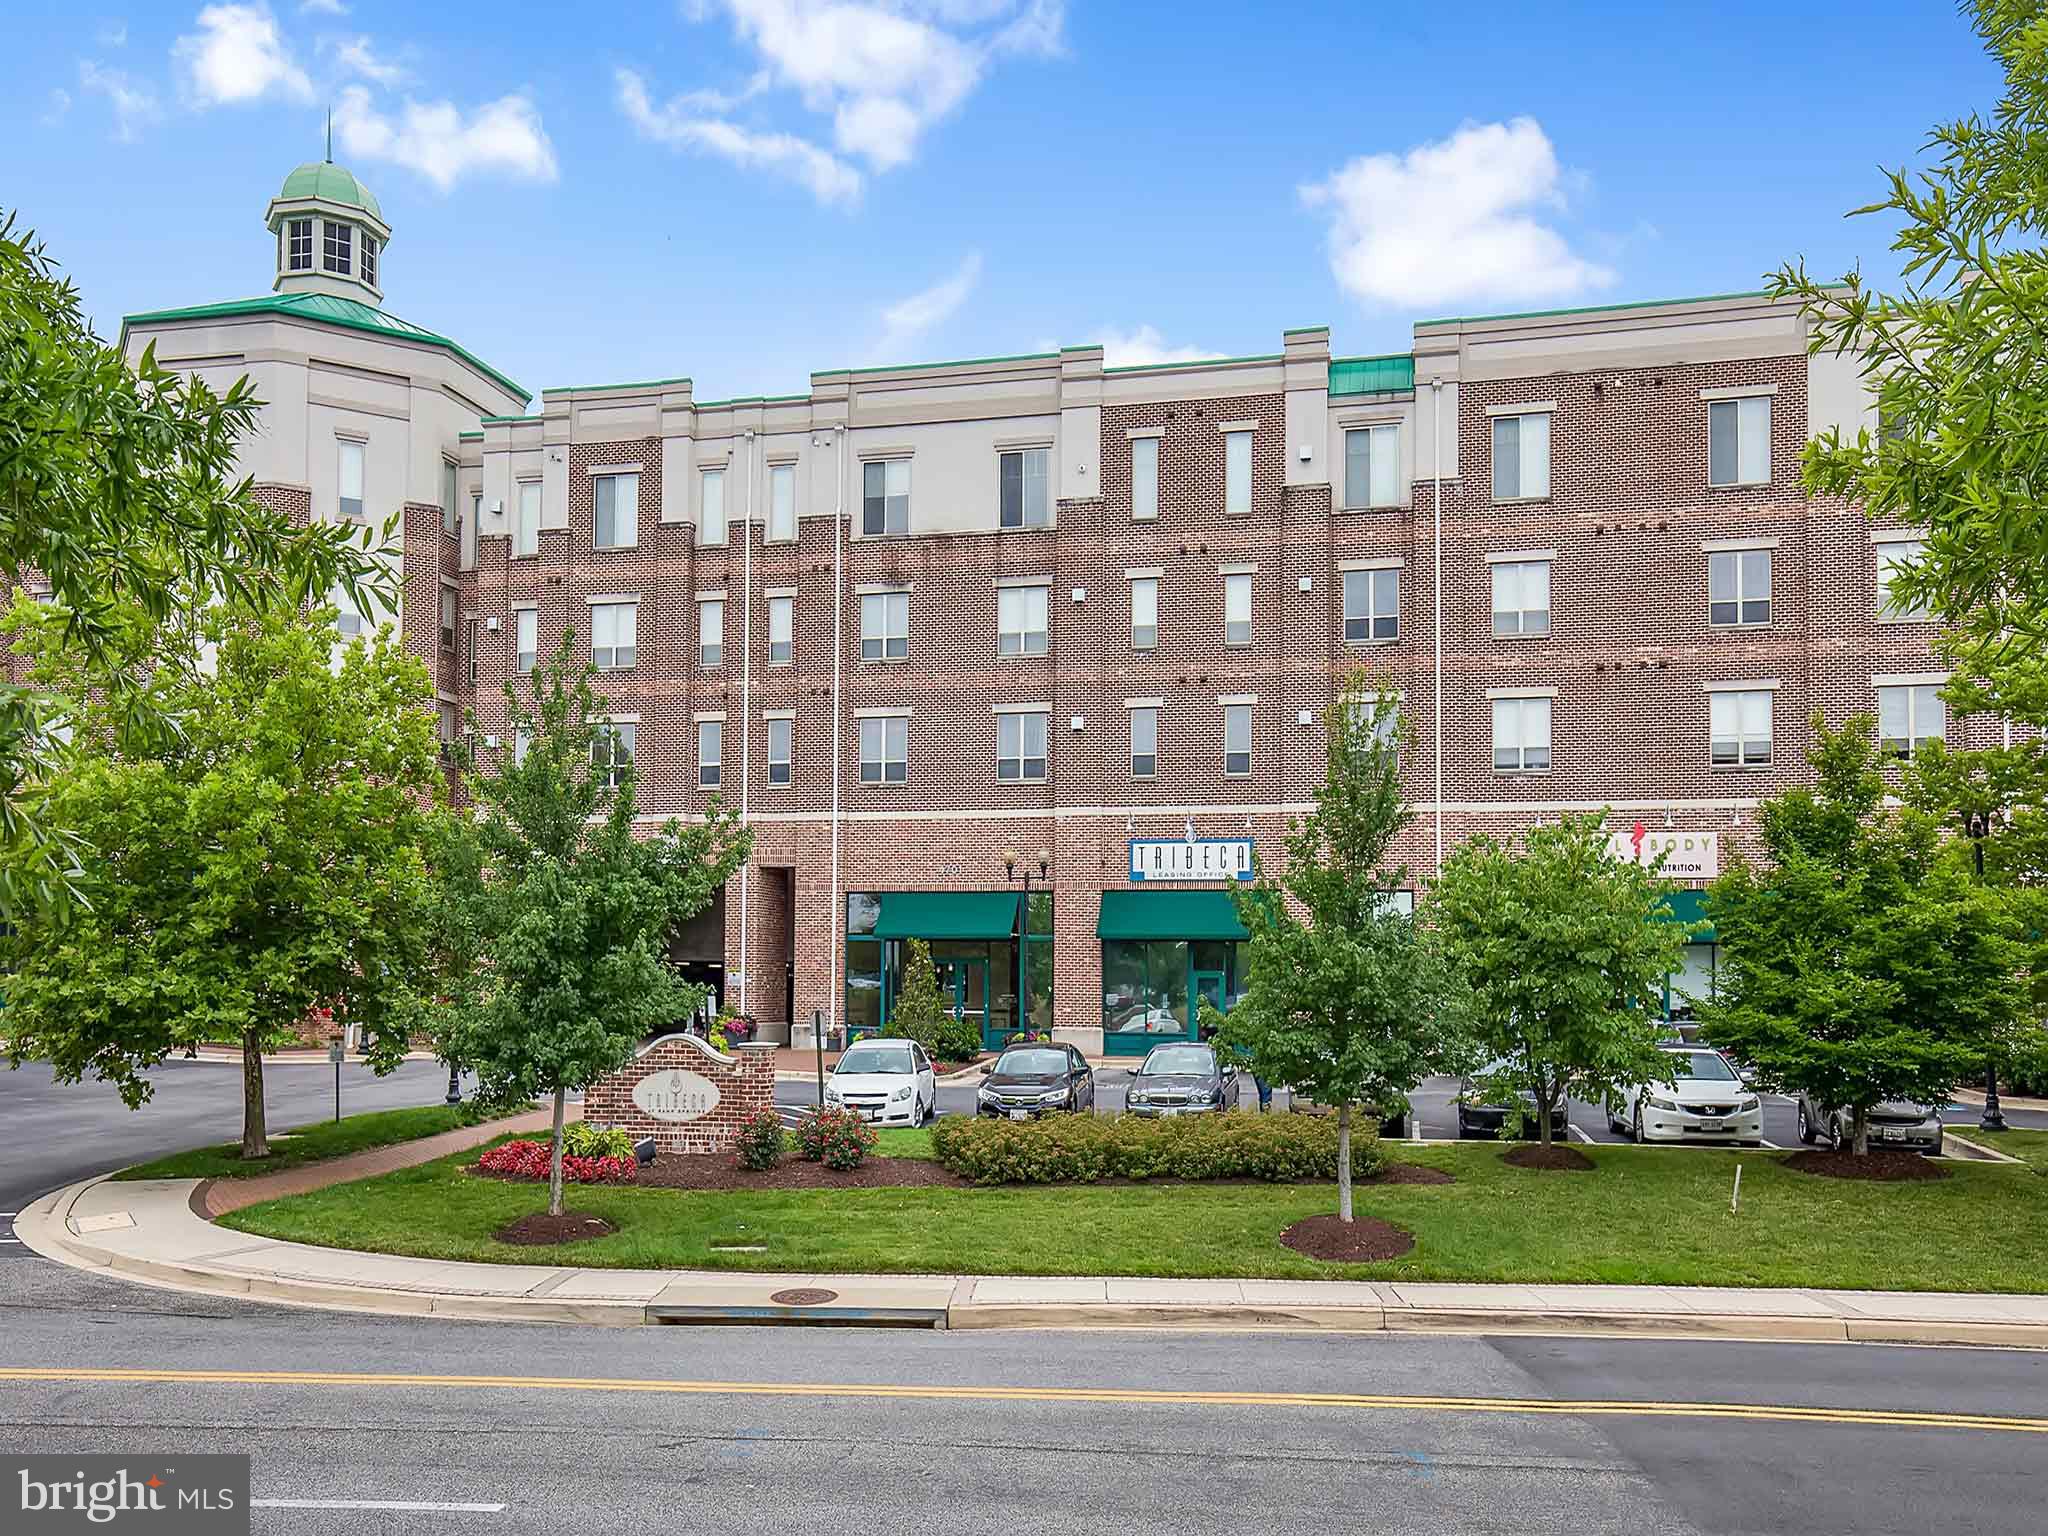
108,158,1963,1055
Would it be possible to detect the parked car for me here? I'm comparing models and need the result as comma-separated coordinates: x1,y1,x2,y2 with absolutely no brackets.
976,1043,1095,1119
1795,1092,1945,1155
823,1038,937,1127
1608,1045,1763,1144
1455,1058,1572,1140
1124,1042,1240,1117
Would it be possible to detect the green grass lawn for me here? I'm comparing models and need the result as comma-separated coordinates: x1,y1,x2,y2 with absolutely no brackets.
219,1135,2048,1292
115,1102,512,1182
1972,1127,2048,1172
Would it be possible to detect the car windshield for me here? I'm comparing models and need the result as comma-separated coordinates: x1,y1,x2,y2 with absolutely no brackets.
837,1044,915,1075
997,1049,1068,1075
1666,1051,1738,1082
1142,1046,1214,1075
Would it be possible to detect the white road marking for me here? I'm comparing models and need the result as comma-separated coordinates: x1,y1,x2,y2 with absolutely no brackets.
251,1500,506,1513
1758,1138,1782,1150
1567,1124,1594,1144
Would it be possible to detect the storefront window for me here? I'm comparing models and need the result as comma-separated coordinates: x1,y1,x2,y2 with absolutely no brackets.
1668,942,1717,1022
1146,939,1189,1029
1102,942,1148,1032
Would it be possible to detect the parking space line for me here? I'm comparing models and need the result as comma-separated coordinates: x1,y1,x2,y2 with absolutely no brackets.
1567,1124,1593,1144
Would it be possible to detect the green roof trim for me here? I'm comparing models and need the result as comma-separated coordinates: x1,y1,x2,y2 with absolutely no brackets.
871,891,1021,941
479,413,541,425
544,376,693,395
1419,289,1774,328
1328,355,1415,396
693,392,813,408
276,161,383,221
1098,889,1250,942
457,431,483,441
812,349,1060,379
1101,352,1282,374
1283,325,1330,336
121,292,527,403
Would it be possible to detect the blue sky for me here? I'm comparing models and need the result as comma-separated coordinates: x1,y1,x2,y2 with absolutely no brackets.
4,1,2003,406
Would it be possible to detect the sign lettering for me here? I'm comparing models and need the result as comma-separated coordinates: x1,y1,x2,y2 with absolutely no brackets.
1128,837,1255,883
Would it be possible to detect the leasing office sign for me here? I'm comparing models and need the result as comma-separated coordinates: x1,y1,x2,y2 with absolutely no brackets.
1129,838,1255,883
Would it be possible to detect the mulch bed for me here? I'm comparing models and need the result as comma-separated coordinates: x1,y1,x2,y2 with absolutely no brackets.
635,1153,967,1191
494,1211,617,1245
1369,1162,1455,1186
1279,1214,1415,1263
1501,1144,1597,1172
1783,1149,1950,1182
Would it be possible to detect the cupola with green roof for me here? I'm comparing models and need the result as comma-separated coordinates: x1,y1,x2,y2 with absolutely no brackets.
263,127,392,306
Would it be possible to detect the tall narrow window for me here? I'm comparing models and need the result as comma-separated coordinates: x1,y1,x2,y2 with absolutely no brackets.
860,591,909,660
997,585,1049,656
360,233,378,288
1710,689,1774,767
594,472,638,549
1223,703,1252,776
441,461,459,536
1343,424,1401,508
768,462,796,541
592,723,635,791
698,719,723,788
286,217,313,271
322,220,352,275
999,448,1050,528
1131,435,1158,521
1492,696,1552,772
592,601,637,670
1492,412,1551,501
1709,549,1772,627
1130,577,1158,651
1341,568,1399,643
698,598,724,668
337,439,364,521
859,715,907,783
1491,560,1552,637
768,595,794,665
1224,572,1252,646
1224,430,1253,514
514,608,537,672
465,616,478,685
997,711,1049,781
470,491,482,539
862,459,910,536
439,587,456,651
1878,684,1945,758
1130,705,1157,778
1876,539,1932,620
332,582,363,637
767,717,793,785
1709,396,1772,487
699,467,726,546
514,481,540,557
513,727,532,768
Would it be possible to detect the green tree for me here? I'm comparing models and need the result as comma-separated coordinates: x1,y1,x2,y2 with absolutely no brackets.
1697,719,2033,1152
432,635,751,1216
1433,813,1690,1151
1214,677,1456,1221
0,212,387,917
883,937,978,1061
0,602,444,1157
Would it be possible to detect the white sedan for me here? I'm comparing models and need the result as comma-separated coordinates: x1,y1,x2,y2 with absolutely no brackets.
822,1038,937,1126
1608,1046,1764,1145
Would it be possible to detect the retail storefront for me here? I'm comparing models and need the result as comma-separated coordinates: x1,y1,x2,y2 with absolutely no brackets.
844,891,1054,1050
1658,889,1718,1027
1097,888,1250,1056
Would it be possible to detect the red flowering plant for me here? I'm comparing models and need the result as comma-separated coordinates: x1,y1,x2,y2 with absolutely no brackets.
797,1106,878,1170
476,1138,636,1184
730,1106,787,1171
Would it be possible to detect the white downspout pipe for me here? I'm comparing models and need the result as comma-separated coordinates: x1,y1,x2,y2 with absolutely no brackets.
737,429,754,1018
830,426,846,1044
1432,379,1445,875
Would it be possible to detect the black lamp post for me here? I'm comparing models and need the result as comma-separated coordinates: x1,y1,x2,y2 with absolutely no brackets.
1004,847,1051,1040
1964,811,2007,1133
444,1060,463,1106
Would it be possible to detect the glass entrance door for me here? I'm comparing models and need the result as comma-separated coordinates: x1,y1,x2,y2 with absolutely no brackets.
1192,969,1227,1029
933,956,989,1037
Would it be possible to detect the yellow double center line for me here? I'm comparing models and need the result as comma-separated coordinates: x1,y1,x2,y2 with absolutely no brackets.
1,1368,2042,1435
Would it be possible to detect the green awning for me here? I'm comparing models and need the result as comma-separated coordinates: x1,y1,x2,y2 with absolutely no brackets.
871,891,1020,941
1657,888,1716,944
1097,889,1249,942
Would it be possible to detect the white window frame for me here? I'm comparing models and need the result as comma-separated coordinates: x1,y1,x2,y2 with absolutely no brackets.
767,715,793,785
1223,702,1252,776
592,601,638,671
514,607,537,673
1491,695,1552,773
768,461,796,542
859,714,908,784
860,591,909,661
698,598,725,669
1224,430,1253,515
997,585,1049,657
862,458,910,537
512,726,532,768
592,721,635,791
1343,423,1401,509
1876,537,1933,621
1491,411,1552,502
1877,682,1946,758
322,219,353,276
996,710,1049,782
1709,688,1774,768
286,217,313,272
999,447,1051,529
767,594,794,665
438,586,457,651
1130,435,1159,521
594,472,639,550
332,582,363,638
1708,395,1772,488
1709,548,1772,627
1130,576,1158,651
514,480,540,558
697,718,723,788
361,232,378,288
337,438,365,521
1491,559,1551,638
1342,567,1399,644
1224,572,1252,647
441,460,459,536
1129,704,1157,778
699,467,726,546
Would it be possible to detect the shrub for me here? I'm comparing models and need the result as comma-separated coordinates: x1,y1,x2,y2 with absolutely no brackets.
929,1110,1384,1187
881,939,983,1063
797,1106,879,1170
475,1138,636,1184
563,1122,635,1160
730,1107,787,1171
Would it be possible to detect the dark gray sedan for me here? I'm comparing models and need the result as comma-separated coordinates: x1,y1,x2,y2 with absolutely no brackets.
1795,1092,1945,1155
1124,1042,1240,1118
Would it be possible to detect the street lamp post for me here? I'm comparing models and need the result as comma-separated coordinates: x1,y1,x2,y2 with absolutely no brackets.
445,1061,463,1106
1003,848,1051,1043
1964,811,2007,1133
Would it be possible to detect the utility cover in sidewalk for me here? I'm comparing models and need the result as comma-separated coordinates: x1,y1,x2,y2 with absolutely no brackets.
770,1287,839,1306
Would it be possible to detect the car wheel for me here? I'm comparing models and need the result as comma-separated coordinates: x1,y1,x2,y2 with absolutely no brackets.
1797,1101,1817,1145
1632,1102,1646,1144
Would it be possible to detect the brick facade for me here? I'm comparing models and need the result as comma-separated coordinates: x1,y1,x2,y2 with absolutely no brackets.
583,1035,777,1153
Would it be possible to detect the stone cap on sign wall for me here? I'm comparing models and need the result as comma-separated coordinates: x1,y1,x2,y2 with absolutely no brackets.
633,1031,735,1067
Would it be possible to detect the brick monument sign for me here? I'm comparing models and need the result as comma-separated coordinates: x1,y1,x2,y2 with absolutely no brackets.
584,1035,777,1154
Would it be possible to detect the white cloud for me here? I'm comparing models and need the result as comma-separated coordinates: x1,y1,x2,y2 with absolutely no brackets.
877,251,981,358
333,35,405,86
1094,325,1211,368
298,0,347,11
334,83,557,192
174,3,312,106
616,67,861,207
78,59,159,141
42,88,73,126
1301,117,1615,310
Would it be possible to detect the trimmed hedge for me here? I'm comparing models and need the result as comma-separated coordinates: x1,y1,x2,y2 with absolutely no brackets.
929,1110,1385,1186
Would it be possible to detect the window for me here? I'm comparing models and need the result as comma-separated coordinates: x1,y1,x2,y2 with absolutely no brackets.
471,491,482,537
592,722,635,791
1224,572,1252,646
361,233,378,288
768,462,796,541
592,601,637,670
332,582,363,637
768,595,793,665
698,598,724,668
1709,549,1772,627
997,711,1048,782
441,461,459,536
997,585,1049,657
1491,560,1551,637
594,472,638,549
322,219,352,275
286,218,313,271
1492,412,1551,501
512,727,531,767
439,587,456,651
514,481,540,557
1342,568,1399,643
337,439,364,520
859,715,907,783
862,459,909,536
1343,424,1401,508
1223,703,1252,776
767,716,792,785
1130,706,1157,777
860,591,908,661
697,719,722,788
514,608,537,672
465,617,479,686
1709,396,1771,487
1354,694,1400,749
1131,436,1158,520
999,448,1050,528
1224,430,1253,515
1130,577,1157,651
1492,697,1551,772
1878,684,1945,758
1877,539,1932,620
1710,689,1773,767
700,468,726,546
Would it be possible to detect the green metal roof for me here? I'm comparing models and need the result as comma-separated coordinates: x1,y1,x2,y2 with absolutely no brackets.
812,349,1059,379
1328,354,1415,396
1419,289,1774,328
1101,352,1282,375
545,375,692,395
277,161,383,221
871,891,1021,941
121,292,526,404
1097,890,1248,942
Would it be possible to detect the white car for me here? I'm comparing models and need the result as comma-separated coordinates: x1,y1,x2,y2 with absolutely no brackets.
1608,1046,1764,1145
822,1038,937,1126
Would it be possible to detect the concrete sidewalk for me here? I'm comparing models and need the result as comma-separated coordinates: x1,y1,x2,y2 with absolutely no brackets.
16,1173,2048,1345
